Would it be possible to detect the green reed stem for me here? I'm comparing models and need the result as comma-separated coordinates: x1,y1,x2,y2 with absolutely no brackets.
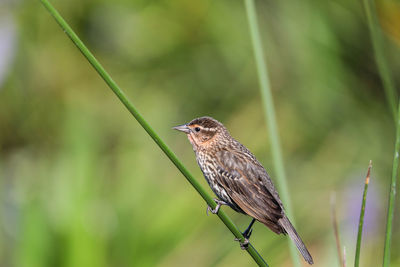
39,0,268,266
354,161,372,267
383,101,400,267
362,0,399,265
244,0,300,266
362,0,397,119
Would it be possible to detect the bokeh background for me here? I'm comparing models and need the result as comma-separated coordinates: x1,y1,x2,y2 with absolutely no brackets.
1,0,400,266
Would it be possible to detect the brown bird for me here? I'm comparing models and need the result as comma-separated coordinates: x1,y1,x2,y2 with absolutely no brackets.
173,116,313,265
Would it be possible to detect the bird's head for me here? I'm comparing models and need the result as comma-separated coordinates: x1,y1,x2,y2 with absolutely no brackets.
173,116,228,150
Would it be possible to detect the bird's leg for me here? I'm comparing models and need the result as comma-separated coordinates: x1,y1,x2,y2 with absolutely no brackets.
206,198,228,216
234,218,256,250
242,218,256,239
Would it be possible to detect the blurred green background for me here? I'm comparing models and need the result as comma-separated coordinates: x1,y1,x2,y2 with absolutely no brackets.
1,0,400,266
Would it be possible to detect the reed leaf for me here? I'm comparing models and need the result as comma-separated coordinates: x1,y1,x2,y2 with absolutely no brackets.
383,102,400,267
244,0,301,266
354,161,372,267
362,0,397,118
361,0,399,265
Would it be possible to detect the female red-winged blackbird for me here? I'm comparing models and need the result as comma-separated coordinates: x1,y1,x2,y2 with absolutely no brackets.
173,116,313,265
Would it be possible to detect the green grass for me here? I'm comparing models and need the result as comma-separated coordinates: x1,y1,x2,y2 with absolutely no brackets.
244,0,301,266
383,102,400,267
361,0,399,266
354,161,372,267
362,0,397,119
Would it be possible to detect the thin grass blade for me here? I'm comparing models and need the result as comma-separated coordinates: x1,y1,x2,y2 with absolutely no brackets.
244,0,301,265
383,102,400,267
362,0,397,118
331,192,344,267
361,0,399,265
343,246,346,267
354,160,372,267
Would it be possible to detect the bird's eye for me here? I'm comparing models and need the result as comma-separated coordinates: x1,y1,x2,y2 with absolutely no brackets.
194,127,201,132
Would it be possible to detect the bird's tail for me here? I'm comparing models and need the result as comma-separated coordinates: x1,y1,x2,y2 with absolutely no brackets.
278,216,314,265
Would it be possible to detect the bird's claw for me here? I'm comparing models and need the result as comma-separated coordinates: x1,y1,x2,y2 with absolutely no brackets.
206,205,219,216
234,237,250,250
206,199,226,216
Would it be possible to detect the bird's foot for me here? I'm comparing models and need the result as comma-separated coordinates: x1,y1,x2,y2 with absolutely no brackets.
206,199,228,216
242,218,255,239
234,237,250,250
242,228,253,240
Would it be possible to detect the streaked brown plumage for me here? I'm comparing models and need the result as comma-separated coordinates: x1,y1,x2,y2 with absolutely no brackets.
173,116,313,265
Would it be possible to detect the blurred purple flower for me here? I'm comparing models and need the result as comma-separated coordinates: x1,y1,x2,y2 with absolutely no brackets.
0,14,17,89
342,171,382,245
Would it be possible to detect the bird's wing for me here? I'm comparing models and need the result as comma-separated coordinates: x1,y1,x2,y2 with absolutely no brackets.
215,149,284,233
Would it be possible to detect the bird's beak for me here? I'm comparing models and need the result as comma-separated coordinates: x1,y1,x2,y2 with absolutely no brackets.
172,124,190,134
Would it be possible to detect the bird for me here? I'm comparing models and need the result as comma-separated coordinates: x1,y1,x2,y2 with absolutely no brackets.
173,116,313,265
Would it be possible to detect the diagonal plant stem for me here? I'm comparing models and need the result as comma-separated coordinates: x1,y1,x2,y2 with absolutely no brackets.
383,101,400,267
39,0,268,266
354,160,372,267
244,0,300,266
362,0,397,119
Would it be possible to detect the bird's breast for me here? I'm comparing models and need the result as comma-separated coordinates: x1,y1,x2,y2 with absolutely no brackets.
195,151,243,213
